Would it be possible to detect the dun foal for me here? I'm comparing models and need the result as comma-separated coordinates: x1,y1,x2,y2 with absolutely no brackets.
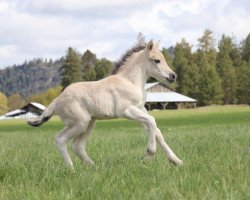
28,40,183,170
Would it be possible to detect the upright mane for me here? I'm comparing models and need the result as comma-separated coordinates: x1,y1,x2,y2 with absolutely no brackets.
110,43,146,75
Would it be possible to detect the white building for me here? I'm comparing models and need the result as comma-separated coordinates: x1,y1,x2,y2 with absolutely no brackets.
145,82,197,110
0,102,45,120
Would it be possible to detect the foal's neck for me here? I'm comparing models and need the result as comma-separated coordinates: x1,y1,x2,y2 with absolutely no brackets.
118,52,147,89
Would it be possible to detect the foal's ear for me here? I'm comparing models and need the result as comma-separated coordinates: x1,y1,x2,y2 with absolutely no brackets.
147,39,154,51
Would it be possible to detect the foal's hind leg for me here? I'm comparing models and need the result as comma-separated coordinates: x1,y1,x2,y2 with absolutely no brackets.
55,126,80,169
71,119,96,165
55,119,91,170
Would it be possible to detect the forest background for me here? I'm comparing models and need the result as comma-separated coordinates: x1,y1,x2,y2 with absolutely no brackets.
0,30,249,114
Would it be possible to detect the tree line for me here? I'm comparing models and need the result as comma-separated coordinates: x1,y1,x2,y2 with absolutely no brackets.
0,50,113,114
60,30,250,106
0,29,249,114
0,58,63,97
171,29,250,106
61,48,113,89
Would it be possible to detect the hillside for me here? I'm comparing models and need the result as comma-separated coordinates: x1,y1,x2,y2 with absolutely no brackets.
0,58,64,97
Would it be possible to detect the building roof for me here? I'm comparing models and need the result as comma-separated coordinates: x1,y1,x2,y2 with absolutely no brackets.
146,92,197,103
145,82,159,90
30,102,46,110
5,109,26,117
144,82,196,103
145,82,173,91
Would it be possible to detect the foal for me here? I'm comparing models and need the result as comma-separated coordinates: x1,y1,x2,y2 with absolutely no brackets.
28,40,183,170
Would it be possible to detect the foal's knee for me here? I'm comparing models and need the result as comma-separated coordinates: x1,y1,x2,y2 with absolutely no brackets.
55,135,66,149
71,141,78,153
147,116,156,127
71,140,83,155
143,116,157,131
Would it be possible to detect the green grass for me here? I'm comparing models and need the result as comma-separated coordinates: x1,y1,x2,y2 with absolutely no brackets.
0,105,249,200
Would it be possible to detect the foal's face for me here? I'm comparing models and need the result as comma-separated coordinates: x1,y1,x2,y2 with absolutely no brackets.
145,40,176,84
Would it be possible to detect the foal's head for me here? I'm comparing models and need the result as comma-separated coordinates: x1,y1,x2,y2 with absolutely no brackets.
144,40,176,84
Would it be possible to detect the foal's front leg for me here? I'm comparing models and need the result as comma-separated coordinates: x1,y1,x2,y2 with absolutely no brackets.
155,129,183,165
124,106,157,157
141,107,183,165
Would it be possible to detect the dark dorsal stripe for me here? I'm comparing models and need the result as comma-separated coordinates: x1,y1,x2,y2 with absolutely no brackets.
110,44,146,75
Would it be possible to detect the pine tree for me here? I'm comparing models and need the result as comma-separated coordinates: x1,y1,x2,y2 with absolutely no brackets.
236,61,250,104
81,50,97,81
198,29,215,52
198,29,217,66
216,35,237,104
236,33,250,104
195,51,223,105
162,47,173,68
196,30,223,105
242,33,250,63
229,40,242,68
61,47,83,89
173,39,199,99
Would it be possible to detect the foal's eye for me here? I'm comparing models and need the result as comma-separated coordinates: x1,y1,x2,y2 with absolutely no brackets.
153,59,160,64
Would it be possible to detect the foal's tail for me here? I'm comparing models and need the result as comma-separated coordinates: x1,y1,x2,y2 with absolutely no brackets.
27,98,58,127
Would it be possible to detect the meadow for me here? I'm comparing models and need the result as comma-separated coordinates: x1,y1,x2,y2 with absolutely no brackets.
0,105,249,200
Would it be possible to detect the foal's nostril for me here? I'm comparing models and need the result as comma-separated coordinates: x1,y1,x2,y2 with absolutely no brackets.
170,73,176,81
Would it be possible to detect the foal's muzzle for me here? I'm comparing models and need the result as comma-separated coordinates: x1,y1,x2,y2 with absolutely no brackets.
167,73,177,83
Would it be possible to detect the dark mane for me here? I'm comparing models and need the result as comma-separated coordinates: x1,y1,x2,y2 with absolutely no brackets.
110,44,146,75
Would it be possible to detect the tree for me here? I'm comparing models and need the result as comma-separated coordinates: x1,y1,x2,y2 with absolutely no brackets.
44,85,62,105
216,35,237,104
236,61,250,104
162,47,173,68
81,50,97,81
196,29,223,105
27,85,62,106
7,93,25,111
173,39,200,98
26,93,46,106
198,29,217,66
61,47,83,89
229,40,242,68
198,29,215,53
94,58,113,80
0,92,8,115
85,68,96,81
242,33,250,63
195,51,223,105
196,30,223,105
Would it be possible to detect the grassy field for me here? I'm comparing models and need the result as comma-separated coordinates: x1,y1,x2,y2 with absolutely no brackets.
0,105,249,200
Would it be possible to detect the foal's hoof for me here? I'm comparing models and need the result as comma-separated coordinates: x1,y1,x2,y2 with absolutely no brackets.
140,153,153,162
88,162,96,168
143,155,153,161
70,168,76,175
168,158,183,166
